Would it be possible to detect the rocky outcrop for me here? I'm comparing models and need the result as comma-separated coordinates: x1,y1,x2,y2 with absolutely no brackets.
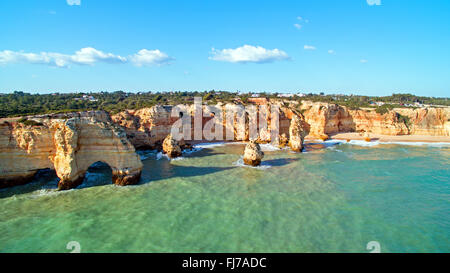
289,115,309,152
301,102,355,138
300,101,450,138
394,107,450,136
3,100,447,192
112,103,304,148
278,133,288,148
243,140,264,166
162,134,182,158
0,114,143,190
111,107,177,149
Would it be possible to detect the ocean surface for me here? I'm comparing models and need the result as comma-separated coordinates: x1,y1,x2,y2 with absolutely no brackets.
0,140,449,253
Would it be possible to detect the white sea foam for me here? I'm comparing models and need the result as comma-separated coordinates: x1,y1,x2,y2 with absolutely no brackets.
379,141,450,147
192,142,229,149
327,146,343,152
259,143,287,152
193,142,285,152
156,151,185,161
29,185,70,199
233,157,272,170
156,152,168,160
137,150,158,160
317,139,450,148
346,140,381,147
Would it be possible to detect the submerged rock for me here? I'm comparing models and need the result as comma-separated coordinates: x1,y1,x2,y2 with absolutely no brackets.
162,134,182,158
243,140,264,166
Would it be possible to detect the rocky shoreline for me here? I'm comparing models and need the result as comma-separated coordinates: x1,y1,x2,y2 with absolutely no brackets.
1,100,449,190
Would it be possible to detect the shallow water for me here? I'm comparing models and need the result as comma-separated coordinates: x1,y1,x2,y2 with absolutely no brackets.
0,141,449,253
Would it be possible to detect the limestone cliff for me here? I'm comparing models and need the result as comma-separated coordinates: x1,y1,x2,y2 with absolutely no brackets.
300,101,450,138
112,102,307,147
0,114,143,190
394,107,450,136
2,100,448,191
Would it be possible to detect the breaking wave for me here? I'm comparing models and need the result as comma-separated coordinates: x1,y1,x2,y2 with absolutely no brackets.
233,157,272,170
313,139,450,148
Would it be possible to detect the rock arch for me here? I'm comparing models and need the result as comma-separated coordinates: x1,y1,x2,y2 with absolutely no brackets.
0,116,143,190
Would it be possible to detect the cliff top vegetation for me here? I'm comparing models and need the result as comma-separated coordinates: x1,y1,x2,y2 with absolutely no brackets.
0,91,448,118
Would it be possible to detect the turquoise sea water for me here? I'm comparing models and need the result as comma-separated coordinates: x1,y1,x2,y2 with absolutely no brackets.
0,141,449,253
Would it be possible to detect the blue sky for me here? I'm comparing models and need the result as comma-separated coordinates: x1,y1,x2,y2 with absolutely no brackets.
0,0,449,97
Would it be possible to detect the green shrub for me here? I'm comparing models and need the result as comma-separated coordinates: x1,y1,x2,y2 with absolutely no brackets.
18,118,43,126
397,113,411,128
375,104,396,115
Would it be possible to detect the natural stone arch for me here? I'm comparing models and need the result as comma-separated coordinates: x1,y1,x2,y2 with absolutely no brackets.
53,118,143,190
0,115,143,190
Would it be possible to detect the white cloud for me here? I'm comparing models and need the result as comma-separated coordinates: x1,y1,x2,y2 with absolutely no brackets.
367,0,381,6
72,47,127,65
209,45,290,64
67,0,81,6
328,50,335,54
294,23,302,30
360,59,368,63
297,16,303,20
130,49,173,66
0,47,172,68
304,45,316,50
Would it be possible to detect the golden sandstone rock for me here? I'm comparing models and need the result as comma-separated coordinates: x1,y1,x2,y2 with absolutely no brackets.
1,101,448,190
162,134,182,158
289,115,309,152
278,133,289,148
0,114,142,190
300,101,449,138
243,140,264,167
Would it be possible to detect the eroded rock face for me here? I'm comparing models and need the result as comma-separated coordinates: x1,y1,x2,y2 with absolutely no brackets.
162,134,182,158
289,115,309,152
394,107,450,136
0,114,143,190
243,140,264,166
300,101,450,137
300,102,355,139
112,103,297,147
112,106,179,150
348,110,409,136
278,133,289,148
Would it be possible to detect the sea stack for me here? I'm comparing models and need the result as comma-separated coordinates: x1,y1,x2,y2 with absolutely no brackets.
278,133,289,148
243,140,264,167
162,134,182,158
289,115,309,152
